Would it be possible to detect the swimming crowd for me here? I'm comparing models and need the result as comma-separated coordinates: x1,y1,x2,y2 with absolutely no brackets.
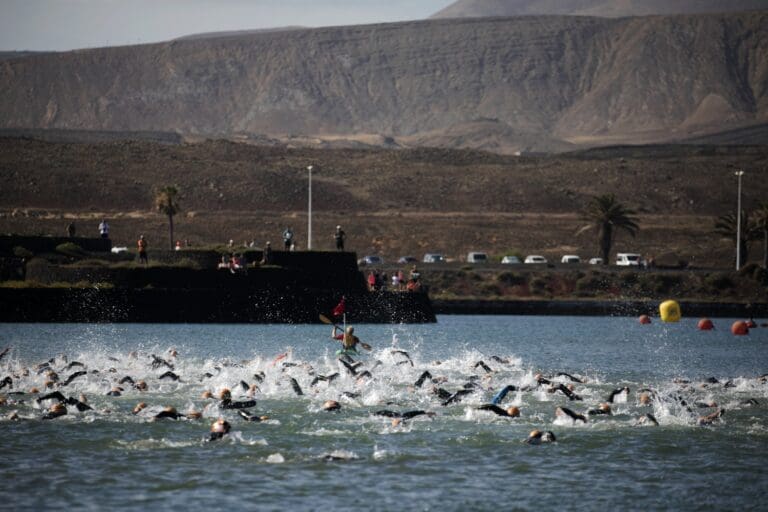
0,340,765,448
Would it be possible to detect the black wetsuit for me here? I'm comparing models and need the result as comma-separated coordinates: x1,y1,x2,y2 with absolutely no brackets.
374,410,431,420
414,371,433,388
607,387,629,403
554,384,582,401
477,404,517,417
61,371,87,387
557,406,587,423
220,399,258,410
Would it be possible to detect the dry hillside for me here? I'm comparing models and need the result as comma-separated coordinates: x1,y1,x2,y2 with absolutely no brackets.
0,12,767,153
1,136,766,268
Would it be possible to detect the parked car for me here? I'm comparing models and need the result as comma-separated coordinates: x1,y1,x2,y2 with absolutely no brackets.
561,255,581,264
466,251,488,263
501,255,521,264
398,256,418,264
588,257,604,265
615,253,642,266
524,255,547,264
358,255,384,266
423,253,446,263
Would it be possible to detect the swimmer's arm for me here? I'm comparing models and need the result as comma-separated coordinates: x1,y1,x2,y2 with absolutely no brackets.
491,385,518,405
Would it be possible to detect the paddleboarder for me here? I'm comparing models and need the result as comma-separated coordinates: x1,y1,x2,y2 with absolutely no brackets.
332,325,361,356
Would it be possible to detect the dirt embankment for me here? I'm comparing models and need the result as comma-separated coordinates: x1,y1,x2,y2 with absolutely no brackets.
1,138,767,269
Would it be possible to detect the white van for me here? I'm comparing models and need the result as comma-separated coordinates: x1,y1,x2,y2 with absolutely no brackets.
467,252,488,263
561,255,581,264
616,253,642,266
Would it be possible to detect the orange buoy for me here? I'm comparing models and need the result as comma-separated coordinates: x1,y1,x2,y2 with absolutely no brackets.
638,315,652,324
697,318,714,330
731,321,749,336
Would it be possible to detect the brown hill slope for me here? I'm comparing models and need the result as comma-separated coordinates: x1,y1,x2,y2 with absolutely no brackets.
0,12,767,153
1,137,766,268
431,0,768,18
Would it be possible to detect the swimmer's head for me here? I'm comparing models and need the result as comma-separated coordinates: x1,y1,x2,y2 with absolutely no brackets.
506,406,520,418
201,390,213,399
168,348,178,358
599,403,612,413
162,406,177,414
78,394,87,403
133,402,147,414
534,372,542,381
211,418,231,434
186,410,202,420
639,392,651,405
135,380,148,391
44,380,55,389
219,388,231,400
567,384,575,392
346,326,354,334
49,403,66,415
323,400,341,411
29,387,39,394
391,418,402,427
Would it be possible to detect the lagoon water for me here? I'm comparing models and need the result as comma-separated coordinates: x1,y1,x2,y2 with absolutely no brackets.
1,316,767,511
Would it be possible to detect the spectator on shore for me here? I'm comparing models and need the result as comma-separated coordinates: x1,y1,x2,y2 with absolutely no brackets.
218,255,230,270
262,242,272,264
367,271,376,291
175,240,182,251
137,235,148,264
282,227,294,250
409,265,420,282
99,219,110,239
66,222,76,238
334,225,346,251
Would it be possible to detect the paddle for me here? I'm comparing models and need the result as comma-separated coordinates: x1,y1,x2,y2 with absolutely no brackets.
319,314,372,351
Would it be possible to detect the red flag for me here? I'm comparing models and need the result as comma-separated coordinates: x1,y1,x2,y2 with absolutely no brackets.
332,297,346,318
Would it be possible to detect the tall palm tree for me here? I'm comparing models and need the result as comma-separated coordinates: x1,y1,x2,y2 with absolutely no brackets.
714,210,754,268
578,194,639,264
751,202,768,269
155,186,180,250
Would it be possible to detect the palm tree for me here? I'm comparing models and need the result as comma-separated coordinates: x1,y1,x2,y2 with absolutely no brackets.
155,186,180,250
751,202,768,269
714,210,755,268
578,194,639,264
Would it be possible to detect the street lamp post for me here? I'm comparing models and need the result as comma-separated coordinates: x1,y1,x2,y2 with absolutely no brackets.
307,165,314,250
735,170,744,270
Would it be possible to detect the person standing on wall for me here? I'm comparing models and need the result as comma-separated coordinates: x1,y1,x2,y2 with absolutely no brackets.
282,227,294,251
137,235,148,264
334,225,346,251
99,219,110,239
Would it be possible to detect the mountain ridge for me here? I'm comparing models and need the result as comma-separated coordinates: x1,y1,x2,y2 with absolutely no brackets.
1,12,766,153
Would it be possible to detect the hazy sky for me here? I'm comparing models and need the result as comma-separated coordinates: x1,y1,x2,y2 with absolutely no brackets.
1,0,454,51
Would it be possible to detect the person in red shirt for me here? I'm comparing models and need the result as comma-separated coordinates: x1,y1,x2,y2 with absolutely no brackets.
137,235,148,264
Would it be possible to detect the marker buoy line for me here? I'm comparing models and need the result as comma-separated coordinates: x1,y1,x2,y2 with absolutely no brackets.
638,315,652,324
731,321,749,336
697,318,714,330
659,300,681,323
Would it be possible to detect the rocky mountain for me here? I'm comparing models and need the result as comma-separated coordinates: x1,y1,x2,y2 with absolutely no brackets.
0,11,766,153
431,0,768,19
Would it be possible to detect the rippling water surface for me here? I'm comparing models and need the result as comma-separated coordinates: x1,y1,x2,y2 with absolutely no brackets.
1,316,767,511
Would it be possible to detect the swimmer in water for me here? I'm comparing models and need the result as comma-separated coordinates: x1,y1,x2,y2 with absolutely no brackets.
586,403,612,416
607,386,630,403
525,429,557,444
323,400,341,411
698,408,725,426
153,406,185,420
208,418,231,441
238,410,269,422
476,404,520,418
218,388,257,410
42,402,67,420
555,406,587,424
374,410,435,420
636,413,659,426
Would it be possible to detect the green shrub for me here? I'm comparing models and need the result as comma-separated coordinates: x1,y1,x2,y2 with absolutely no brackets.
497,271,526,286
12,246,33,258
704,273,734,290
55,242,87,258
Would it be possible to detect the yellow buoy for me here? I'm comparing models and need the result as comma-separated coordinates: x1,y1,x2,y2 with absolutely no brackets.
659,300,681,323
